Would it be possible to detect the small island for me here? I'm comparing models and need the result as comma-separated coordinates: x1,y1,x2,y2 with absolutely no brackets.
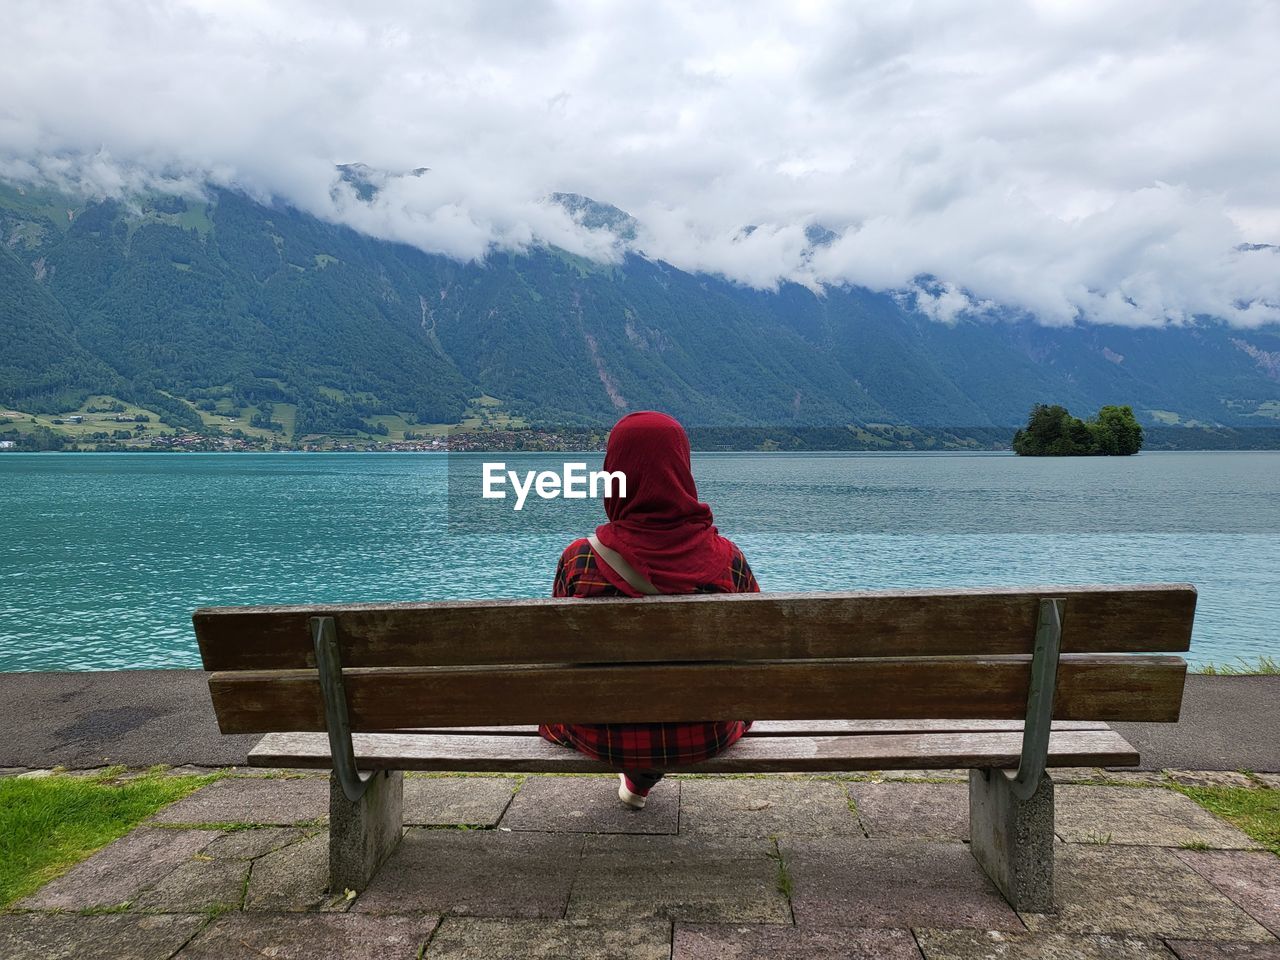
1013,403,1144,456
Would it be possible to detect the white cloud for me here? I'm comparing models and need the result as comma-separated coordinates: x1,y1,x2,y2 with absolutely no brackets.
896,280,994,325
1,0,1277,326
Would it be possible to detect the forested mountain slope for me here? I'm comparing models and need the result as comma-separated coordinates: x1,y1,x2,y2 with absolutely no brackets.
3,179,1278,438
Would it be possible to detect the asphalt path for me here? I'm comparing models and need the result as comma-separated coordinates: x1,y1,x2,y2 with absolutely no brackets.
0,671,1276,772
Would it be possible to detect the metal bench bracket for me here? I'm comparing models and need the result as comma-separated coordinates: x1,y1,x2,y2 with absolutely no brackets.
312,615,374,802
1011,597,1064,800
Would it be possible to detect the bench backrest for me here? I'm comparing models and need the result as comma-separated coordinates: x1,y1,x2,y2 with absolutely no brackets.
196,583,1194,734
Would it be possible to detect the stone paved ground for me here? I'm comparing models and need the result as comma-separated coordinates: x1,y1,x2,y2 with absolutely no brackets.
2,768,1279,959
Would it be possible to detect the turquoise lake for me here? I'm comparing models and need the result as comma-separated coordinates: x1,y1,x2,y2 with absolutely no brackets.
1,451,1277,671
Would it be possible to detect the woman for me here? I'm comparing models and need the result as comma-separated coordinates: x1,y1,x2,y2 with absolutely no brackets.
538,411,759,809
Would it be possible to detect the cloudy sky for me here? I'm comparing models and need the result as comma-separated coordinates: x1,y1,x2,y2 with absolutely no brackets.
2,0,1278,327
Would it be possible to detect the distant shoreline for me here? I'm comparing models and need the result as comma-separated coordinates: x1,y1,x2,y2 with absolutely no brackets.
6,444,1280,455
6,423,1280,454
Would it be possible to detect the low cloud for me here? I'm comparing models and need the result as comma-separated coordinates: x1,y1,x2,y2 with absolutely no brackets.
1,0,1277,327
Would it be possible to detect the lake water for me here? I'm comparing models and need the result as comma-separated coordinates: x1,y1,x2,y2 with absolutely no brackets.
1,451,1277,671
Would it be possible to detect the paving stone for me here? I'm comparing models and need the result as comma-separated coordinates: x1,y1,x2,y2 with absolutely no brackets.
200,826,309,859
404,776,516,826
244,832,332,911
0,766,25,776
1167,770,1259,789
355,829,584,918
166,765,221,776
16,768,53,778
916,929,1177,958
781,837,1023,931
1176,849,1280,937
149,776,328,825
500,775,677,834
674,923,923,958
1056,786,1259,848
178,913,436,958
429,918,671,959
848,782,968,840
1255,774,1280,790
1168,943,1280,959
568,834,790,923
0,913,207,960
19,827,215,909
678,778,861,837
1047,767,1107,784
1020,845,1274,942
132,857,249,912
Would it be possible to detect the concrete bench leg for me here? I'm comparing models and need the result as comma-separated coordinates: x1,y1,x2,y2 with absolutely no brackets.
968,769,1054,912
329,770,404,894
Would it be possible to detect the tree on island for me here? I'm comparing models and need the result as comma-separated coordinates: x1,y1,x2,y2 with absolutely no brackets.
1012,403,1143,456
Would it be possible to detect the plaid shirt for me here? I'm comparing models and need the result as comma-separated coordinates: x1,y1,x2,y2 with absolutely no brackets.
539,537,759,769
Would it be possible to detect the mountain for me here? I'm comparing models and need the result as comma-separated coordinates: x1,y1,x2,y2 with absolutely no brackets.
2,178,1279,442
334,163,429,202
550,193,638,241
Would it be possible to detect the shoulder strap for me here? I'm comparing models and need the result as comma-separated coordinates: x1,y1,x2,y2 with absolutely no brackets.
587,535,661,596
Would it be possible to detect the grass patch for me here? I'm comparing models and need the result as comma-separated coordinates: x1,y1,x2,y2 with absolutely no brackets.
1194,656,1280,676
223,769,320,780
155,816,325,832
3,395,173,446
879,774,967,784
1176,785,1280,855
1092,773,1167,788
0,772,214,907
768,838,793,899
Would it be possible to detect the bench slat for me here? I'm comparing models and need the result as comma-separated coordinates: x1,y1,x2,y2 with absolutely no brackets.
247,728,1141,772
195,583,1195,671
391,719,1114,737
209,654,1186,733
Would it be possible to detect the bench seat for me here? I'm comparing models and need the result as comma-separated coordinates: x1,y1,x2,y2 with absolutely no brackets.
249,721,1139,772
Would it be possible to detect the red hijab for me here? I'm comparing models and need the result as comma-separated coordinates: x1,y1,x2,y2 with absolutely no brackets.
593,411,736,594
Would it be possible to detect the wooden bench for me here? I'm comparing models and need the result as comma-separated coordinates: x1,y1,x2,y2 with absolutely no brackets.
195,582,1195,911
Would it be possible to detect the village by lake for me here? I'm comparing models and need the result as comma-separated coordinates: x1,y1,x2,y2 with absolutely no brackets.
2,450,1277,671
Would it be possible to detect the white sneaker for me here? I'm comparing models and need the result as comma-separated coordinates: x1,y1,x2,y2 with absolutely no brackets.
618,773,647,810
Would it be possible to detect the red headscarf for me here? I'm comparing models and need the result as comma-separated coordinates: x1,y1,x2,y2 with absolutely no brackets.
593,411,736,594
